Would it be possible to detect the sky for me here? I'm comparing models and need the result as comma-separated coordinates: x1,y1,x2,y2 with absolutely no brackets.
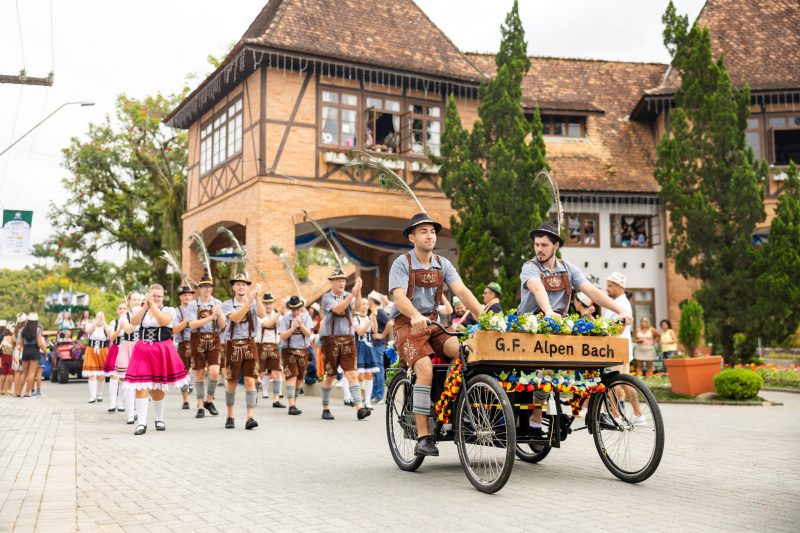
0,0,706,270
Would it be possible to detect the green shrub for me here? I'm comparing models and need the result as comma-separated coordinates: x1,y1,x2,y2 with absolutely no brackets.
714,368,763,400
679,300,703,356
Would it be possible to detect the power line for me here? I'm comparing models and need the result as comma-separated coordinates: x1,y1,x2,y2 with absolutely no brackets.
0,86,26,209
15,0,26,70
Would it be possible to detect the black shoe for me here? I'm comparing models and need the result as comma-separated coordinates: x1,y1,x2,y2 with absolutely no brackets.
245,418,258,430
299,387,305,396
357,407,371,420
117,407,125,412
134,414,138,421
107,407,116,413
288,406,302,416
88,399,96,404
599,413,619,430
134,425,147,435
530,426,546,439
126,418,135,425
414,436,439,457
97,397,103,402
272,401,286,408
344,399,354,407
225,417,235,429
155,421,166,431
196,409,205,418
322,409,334,420
204,401,219,416
181,402,190,410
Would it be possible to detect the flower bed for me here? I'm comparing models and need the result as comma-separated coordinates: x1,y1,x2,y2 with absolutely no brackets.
735,363,800,390
465,310,623,339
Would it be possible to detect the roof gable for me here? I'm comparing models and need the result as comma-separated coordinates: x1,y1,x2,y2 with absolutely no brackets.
241,0,483,82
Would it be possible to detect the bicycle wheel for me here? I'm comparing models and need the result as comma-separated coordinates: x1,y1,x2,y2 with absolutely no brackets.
386,370,424,472
515,415,552,464
455,374,516,493
590,373,664,483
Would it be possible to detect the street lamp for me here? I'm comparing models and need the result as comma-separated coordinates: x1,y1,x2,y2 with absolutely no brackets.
0,101,95,158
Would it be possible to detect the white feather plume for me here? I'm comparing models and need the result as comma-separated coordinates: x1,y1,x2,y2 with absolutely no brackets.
270,245,303,297
302,210,343,270
188,232,211,276
534,169,563,234
342,151,427,213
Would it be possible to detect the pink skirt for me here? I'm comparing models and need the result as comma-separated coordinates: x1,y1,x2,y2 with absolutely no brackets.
124,340,189,391
102,344,119,376
115,340,136,378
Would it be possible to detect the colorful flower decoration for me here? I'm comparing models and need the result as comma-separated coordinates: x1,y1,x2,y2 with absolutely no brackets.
472,310,622,337
496,370,606,416
434,358,463,425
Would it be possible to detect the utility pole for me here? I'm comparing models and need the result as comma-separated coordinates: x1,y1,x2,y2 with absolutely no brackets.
0,70,54,87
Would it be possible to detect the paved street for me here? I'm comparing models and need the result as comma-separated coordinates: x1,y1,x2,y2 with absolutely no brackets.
1,381,798,532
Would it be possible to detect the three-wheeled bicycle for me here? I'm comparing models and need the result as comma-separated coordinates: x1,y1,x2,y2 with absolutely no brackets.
386,322,665,494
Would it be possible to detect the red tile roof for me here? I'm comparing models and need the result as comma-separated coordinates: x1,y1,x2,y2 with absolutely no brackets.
468,54,667,193
649,0,800,95
241,0,484,82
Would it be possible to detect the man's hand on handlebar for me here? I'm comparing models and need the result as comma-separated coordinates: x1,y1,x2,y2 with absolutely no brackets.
411,313,429,333
619,314,633,326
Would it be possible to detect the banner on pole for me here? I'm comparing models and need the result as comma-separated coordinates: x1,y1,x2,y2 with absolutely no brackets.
1,210,33,256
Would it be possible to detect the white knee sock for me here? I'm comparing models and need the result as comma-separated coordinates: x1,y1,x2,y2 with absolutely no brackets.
135,397,149,427
125,387,135,417
342,376,351,401
96,379,103,399
153,399,165,422
108,380,119,408
88,379,97,400
365,380,373,407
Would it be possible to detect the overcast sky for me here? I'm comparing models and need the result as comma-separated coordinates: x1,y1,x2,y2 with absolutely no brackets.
0,0,705,269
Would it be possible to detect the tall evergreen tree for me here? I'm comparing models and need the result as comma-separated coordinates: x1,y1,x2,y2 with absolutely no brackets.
753,162,800,345
655,2,766,360
440,0,549,309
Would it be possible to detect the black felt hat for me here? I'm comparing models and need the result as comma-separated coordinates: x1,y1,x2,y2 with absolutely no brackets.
178,284,195,295
262,293,275,303
228,272,252,285
196,273,214,287
286,295,304,310
328,268,347,280
403,212,442,238
529,221,564,246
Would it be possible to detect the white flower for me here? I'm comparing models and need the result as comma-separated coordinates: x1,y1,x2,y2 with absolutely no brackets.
489,314,508,331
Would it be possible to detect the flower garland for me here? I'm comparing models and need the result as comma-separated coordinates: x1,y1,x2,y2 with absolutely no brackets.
459,310,622,341
434,358,463,425
385,341,399,367
496,369,606,416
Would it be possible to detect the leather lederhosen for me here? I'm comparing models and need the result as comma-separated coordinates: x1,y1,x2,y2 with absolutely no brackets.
321,292,356,375
529,258,572,316
393,253,450,368
190,302,220,353
257,314,280,372
225,303,258,379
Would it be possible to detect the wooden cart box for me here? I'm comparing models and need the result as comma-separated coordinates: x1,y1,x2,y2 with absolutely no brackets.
465,330,628,369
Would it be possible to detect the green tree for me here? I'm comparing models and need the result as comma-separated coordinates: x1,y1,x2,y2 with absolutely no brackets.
753,162,800,345
42,92,188,291
678,299,704,356
439,1,549,309
654,2,766,361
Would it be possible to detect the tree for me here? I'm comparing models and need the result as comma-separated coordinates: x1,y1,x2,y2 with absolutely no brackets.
654,2,766,361
41,92,188,292
439,1,549,309
753,162,800,345
678,299,704,356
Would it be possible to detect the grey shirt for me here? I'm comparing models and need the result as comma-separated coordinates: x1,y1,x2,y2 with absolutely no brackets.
188,297,223,333
277,313,313,349
320,290,355,337
173,305,192,342
221,299,258,340
517,258,587,315
388,253,461,319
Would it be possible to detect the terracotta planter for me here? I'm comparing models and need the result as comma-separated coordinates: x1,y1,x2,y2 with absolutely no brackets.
664,356,723,396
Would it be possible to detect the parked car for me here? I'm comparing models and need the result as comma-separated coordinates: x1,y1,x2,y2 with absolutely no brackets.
48,328,85,384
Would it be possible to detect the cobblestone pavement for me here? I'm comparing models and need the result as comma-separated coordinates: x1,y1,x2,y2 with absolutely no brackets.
1,381,798,532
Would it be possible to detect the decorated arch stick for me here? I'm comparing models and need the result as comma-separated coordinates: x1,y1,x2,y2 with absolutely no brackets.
188,232,212,277
342,150,428,214
216,226,247,277
161,250,197,287
270,245,303,298
112,278,126,299
534,169,563,234
302,209,344,270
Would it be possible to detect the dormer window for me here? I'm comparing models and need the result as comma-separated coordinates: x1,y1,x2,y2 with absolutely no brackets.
541,114,586,138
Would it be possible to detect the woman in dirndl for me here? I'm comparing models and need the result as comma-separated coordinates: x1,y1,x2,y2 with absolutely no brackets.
102,301,128,412
83,312,112,403
117,292,143,424
633,318,660,376
124,284,189,435
354,298,379,410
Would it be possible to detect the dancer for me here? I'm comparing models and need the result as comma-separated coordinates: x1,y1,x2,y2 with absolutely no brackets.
354,297,379,410
277,296,313,415
174,284,195,409
83,312,112,403
220,272,265,429
124,284,190,435
117,292,144,424
103,302,128,412
18,313,47,398
256,293,285,408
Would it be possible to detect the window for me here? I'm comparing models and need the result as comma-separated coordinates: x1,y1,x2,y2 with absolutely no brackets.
629,289,655,329
745,117,761,160
364,96,402,153
611,214,652,248
199,98,243,174
767,115,800,165
539,114,586,138
552,212,599,247
321,90,358,148
405,103,441,157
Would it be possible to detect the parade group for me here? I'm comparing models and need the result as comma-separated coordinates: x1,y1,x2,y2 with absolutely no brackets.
2,207,646,457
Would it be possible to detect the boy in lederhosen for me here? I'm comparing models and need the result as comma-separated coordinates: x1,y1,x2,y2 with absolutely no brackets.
518,221,633,435
389,213,484,457
277,296,313,415
221,273,265,430
256,293,284,408
187,274,226,418
173,284,194,409
318,269,370,421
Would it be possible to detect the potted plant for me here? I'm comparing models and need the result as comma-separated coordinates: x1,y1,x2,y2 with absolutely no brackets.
664,300,723,395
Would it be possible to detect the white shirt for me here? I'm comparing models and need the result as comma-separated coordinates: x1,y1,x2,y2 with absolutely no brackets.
88,325,108,341
256,310,279,344
601,294,633,361
134,306,177,328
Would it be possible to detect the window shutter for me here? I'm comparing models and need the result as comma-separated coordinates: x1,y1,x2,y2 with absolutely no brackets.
399,111,412,153
650,213,662,246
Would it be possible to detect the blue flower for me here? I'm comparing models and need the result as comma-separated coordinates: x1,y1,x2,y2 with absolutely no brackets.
542,317,560,333
572,318,594,335
466,324,479,335
386,345,398,365
507,313,519,328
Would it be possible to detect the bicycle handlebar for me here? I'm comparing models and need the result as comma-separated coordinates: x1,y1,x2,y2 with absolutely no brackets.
426,319,460,337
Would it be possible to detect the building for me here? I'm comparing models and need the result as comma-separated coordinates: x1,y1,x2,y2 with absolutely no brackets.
166,0,799,327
